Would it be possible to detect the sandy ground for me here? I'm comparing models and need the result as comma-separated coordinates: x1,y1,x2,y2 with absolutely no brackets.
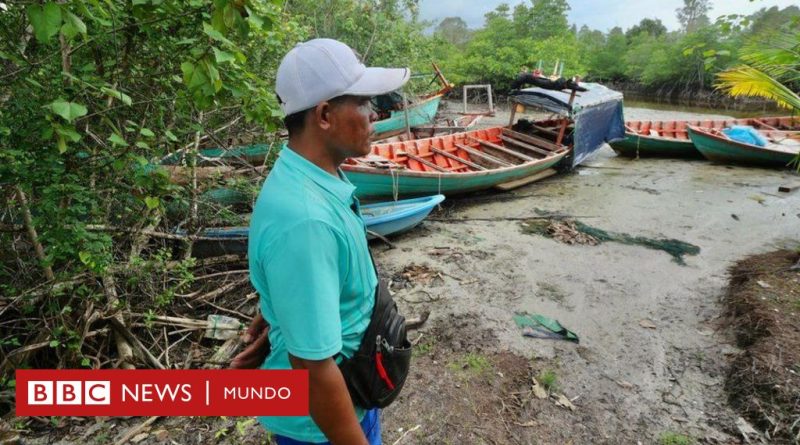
369,103,800,444
22,104,800,445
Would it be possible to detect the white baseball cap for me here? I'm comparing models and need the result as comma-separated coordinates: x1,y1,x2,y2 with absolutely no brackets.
276,38,410,115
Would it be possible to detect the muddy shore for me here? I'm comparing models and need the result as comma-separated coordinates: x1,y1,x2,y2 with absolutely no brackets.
371,103,800,444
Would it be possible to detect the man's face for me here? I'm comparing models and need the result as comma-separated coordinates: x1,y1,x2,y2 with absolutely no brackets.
325,96,378,158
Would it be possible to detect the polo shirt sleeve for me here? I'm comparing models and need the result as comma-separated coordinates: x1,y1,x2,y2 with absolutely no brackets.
262,219,345,361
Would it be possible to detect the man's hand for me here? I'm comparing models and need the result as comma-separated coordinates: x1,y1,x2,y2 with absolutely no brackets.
289,355,368,445
230,313,270,369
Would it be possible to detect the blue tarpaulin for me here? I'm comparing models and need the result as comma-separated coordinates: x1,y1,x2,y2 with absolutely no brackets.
722,125,768,147
510,83,625,167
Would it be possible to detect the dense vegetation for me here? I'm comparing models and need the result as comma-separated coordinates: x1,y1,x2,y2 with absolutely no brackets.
0,0,435,402
432,1,800,93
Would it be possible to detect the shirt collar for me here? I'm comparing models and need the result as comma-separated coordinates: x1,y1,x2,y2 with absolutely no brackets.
279,144,356,205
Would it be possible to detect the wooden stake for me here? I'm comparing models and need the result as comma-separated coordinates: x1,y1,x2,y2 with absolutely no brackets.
556,76,580,147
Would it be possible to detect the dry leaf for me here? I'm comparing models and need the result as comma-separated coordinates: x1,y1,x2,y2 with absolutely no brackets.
616,380,634,389
756,280,770,288
515,421,536,427
531,377,548,399
735,416,761,443
639,319,657,329
131,433,149,444
553,393,577,411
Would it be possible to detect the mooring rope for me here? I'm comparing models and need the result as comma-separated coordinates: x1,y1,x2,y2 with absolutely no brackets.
390,168,399,202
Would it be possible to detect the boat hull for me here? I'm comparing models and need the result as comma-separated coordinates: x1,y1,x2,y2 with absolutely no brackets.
345,125,570,199
372,95,442,139
610,135,700,158
190,195,446,256
362,195,444,239
344,157,563,199
688,127,798,168
611,116,800,159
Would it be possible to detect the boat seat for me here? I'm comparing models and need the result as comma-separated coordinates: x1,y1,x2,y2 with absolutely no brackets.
353,154,405,169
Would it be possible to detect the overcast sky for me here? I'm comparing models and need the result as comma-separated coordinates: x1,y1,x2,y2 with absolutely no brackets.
419,0,798,32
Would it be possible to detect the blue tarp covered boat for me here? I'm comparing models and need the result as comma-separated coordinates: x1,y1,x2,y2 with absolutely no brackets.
509,82,625,167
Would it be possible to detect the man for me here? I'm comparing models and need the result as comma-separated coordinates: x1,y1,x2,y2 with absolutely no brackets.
232,38,409,445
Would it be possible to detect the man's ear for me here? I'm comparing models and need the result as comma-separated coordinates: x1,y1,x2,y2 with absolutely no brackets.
314,101,333,131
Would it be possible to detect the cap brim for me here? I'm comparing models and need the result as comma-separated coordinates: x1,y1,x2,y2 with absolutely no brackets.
342,67,410,97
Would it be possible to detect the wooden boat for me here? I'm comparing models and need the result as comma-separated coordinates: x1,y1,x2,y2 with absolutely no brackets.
371,95,444,140
687,126,800,168
342,125,570,200
374,114,483,143
161,143,273,166
611,116,800,158
188,195,445,257
370,63,453,141
362,194,444,239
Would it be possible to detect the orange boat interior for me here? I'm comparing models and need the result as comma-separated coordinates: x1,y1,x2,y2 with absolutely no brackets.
348,122,570,174
626,116,800,140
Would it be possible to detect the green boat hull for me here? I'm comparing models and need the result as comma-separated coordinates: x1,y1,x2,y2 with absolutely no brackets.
610,134,701,158
688,127,798,168
372,96,442,137
344,155,564,200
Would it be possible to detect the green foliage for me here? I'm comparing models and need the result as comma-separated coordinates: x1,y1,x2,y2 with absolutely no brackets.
434,17,472,49
0,1,305,374
436,5,799,92
659,432,694,445
448,353,492,375
626,18,667,41
438,3,583,88
1,0,289,284
285,0,431,72
717,27,800,111
538,369,558,392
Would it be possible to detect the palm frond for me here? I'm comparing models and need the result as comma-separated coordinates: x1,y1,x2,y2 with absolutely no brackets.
739,30,800,79
715,65,800,110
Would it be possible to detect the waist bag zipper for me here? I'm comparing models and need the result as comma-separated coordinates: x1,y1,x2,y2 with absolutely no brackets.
375,335,395,390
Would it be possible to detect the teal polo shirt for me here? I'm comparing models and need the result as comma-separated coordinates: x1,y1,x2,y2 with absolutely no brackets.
248,144,377,442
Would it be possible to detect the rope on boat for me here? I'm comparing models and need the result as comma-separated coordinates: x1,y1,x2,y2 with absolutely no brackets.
390,168,399,202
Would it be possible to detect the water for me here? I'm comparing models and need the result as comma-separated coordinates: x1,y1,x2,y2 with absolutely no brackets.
623,97,781,119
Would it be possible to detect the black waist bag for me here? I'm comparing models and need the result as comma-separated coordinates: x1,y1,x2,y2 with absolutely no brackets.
338,278,411,409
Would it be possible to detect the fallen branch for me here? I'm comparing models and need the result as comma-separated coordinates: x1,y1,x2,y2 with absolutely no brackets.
0,329,108,375
107,317,166,370
367,230,396,249
203,337,243,369
114,416,160,445
190,277,250,302
103,275,136,370
0,275,90,318
14,186,54,281
173,254,246,269
391,424,422,445
1,223,235,241
406,311,430,330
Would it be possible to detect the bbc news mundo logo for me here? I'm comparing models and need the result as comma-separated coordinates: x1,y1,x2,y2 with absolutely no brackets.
16,370,308,417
